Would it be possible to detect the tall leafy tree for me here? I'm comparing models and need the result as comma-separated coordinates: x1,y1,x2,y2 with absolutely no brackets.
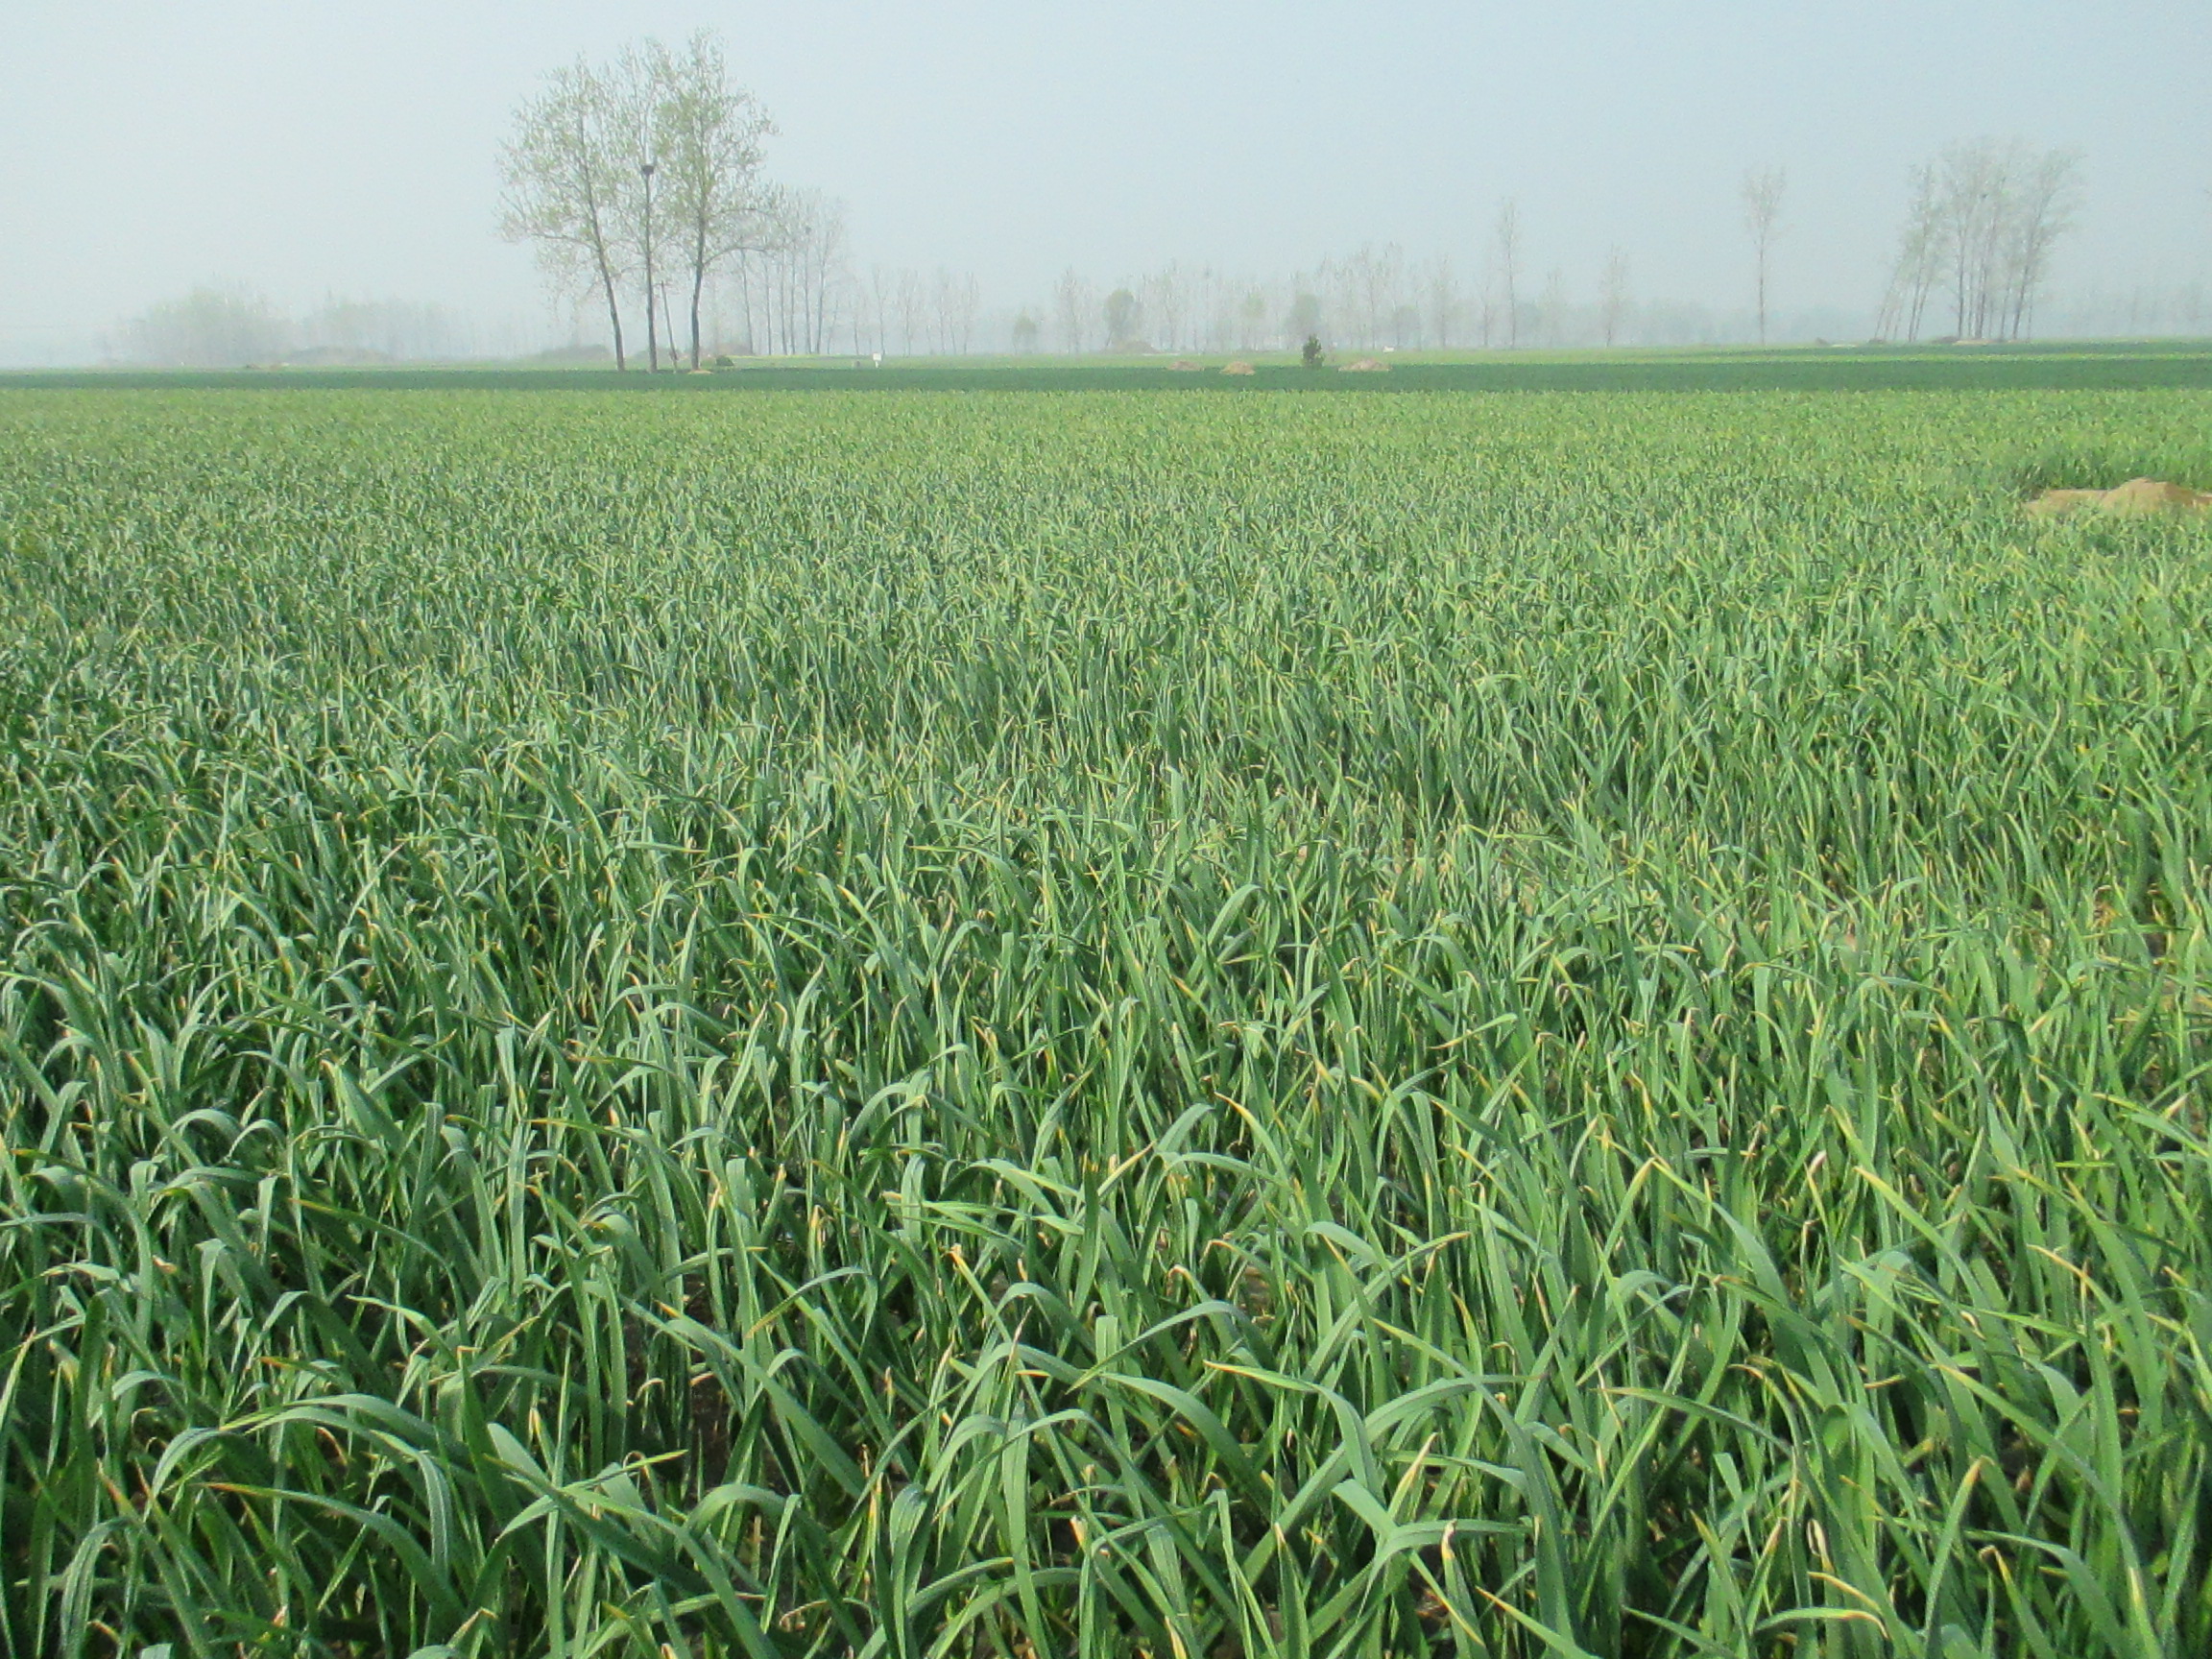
501,34,774,371
609,46,671,372
647,32,776,370
498,60,634,368
1103,288,1142,348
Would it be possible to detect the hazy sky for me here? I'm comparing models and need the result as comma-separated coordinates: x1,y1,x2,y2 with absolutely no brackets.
4,1,2208,359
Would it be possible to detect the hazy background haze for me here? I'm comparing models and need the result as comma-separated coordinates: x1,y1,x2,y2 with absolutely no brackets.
3,0,2207,363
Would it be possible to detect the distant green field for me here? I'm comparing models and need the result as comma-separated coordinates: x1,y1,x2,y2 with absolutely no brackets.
6,338,2212,395
2,387,2209,1657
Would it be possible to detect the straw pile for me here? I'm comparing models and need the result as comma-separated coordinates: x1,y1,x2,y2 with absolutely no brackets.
2027,478,2212,518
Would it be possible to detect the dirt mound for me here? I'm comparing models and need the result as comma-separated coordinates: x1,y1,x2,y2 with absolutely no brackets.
1167,358,1205,372
1221,361,1257,375
2027,477,2212,518
1339,356,1389,373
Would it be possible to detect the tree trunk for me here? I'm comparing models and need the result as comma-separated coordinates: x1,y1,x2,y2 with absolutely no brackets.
598,258,627,371
690,253,706,370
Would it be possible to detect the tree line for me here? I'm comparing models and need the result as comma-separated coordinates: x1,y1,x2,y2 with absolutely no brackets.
1028,229,1647,357
101,124,2106,368
496,35,2091,365
105,75,2107,371
110,288,482,367
1017,145,2073,356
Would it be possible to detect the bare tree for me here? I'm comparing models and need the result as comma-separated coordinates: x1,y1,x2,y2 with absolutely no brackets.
930,268,957,353
1147,263,1187,351
1598,247,1630,347
1874,164,1943,341
1492,201,1523,348
1345,244,1403,348
1195,267,1232,351
1538,268,1567,347
1934,140,2056,339
1741,166,1786,345
897,269,926,354
724,184,780,352
1936,142,2007,336
499,59,634,368
865,264,895,356
1238,288,1268,350
1341,248,1374,346
1999,149,2081,341
1053,268,1094,354
739,188,848,354
1877,141,2081,343
946,272,981,353
777,191,849,353
1422,255,1458,349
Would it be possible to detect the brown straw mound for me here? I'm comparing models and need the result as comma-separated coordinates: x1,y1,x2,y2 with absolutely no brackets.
2027,477,2212,518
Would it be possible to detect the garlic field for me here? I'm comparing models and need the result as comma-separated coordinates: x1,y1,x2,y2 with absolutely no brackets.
1,388,2207,1658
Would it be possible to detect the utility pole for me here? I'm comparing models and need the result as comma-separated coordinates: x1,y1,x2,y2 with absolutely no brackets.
1741,167,1786,346
639,160,660,370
